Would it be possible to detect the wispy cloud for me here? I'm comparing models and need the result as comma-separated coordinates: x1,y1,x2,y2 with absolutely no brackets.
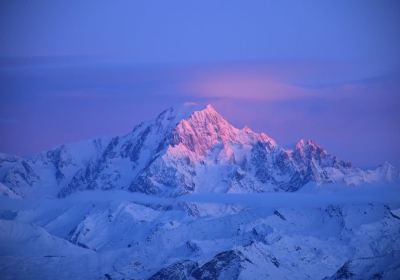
180,70,317,101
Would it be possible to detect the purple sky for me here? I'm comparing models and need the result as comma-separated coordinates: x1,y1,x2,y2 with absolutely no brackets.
0,0,399,167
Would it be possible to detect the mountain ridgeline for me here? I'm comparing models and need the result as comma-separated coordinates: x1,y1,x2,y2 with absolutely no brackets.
0,104,398,198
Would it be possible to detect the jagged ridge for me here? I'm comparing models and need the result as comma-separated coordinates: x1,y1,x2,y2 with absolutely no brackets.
0,103,398,198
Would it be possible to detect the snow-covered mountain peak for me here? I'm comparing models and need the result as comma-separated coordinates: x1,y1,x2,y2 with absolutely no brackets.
178,103,227,127
170,103,277,157
1,103,398,199
149,103,226,138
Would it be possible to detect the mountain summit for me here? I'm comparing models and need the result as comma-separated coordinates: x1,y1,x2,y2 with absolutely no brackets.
0,104,398,198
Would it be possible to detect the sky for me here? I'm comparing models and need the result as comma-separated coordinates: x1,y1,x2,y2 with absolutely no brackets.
0,0,399,167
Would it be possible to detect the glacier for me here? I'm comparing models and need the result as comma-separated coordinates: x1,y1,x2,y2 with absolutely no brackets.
0,103,399,279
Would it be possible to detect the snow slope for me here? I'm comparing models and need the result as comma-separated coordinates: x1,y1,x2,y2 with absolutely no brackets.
0,184,399,279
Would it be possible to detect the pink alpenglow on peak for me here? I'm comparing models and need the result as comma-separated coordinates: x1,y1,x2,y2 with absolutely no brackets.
172,103,277,156
0,103,398,199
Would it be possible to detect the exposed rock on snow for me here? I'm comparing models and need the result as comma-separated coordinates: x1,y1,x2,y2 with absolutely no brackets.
0,104,398,199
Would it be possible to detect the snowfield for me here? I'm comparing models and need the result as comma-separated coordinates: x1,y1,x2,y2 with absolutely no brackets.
0,104,399,279
0,183,399,280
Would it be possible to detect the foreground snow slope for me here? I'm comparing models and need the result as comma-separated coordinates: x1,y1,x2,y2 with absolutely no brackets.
0,184,399,280
0,104,398,199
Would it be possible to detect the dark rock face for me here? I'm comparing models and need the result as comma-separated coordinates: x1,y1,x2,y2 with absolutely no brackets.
129,157,196,196
46,145,69,182
323,252,400,280
273,210,286,221
329,262,355,279
148,250,252,280
58,137,122,197
1,158,40,196
191,250,250,280
248,138,352,192
148,260,199,280
121,124,151,162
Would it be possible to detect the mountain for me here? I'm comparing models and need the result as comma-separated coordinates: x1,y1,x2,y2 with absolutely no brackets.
0,103,398,199
0,103,399,280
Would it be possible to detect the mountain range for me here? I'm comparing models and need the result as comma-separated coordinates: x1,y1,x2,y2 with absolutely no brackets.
0,103,399,280
1,103,398,199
